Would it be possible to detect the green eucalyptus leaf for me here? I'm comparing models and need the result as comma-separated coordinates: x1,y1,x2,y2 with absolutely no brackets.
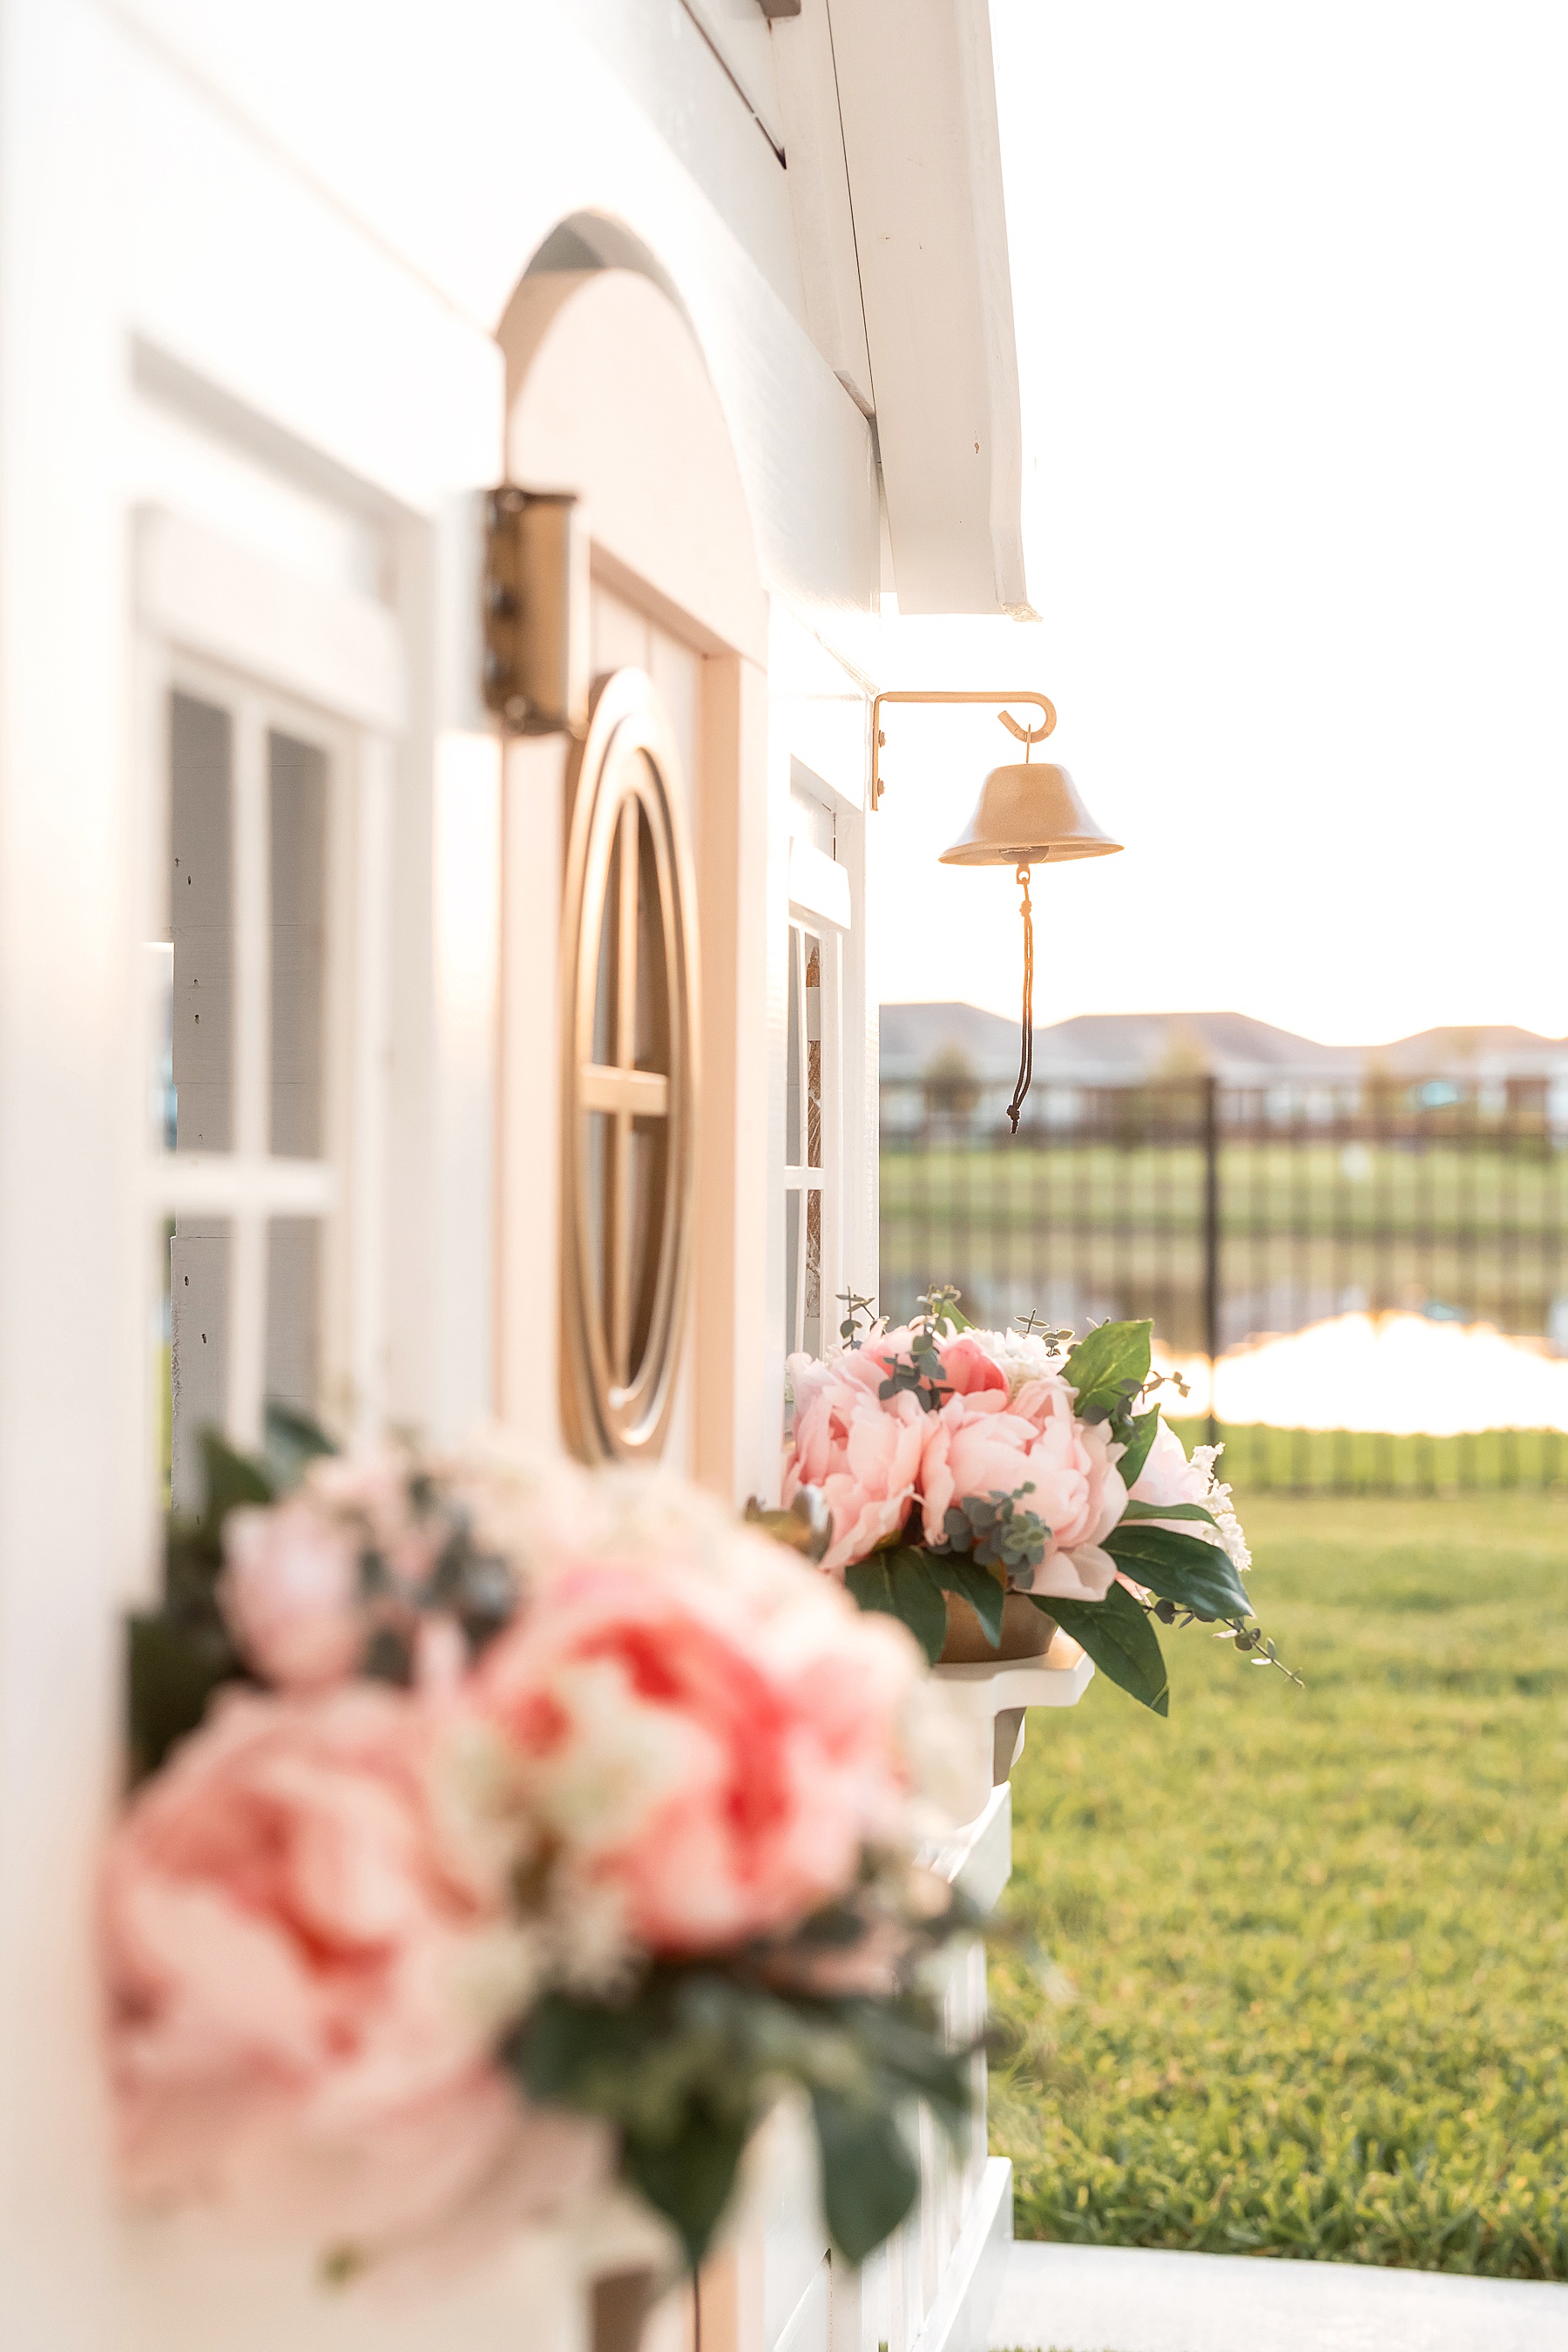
1044,1584,1170,1716
930,1553,1005,1646
1063,1321,1153,1420
1105,1523,1250,1620
812,2091,920,2264
847,1551,949,1666
1118,1498,1219,1527
1116,1406,1162,1489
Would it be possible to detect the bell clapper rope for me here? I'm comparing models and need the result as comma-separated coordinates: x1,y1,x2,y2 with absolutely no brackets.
1006,857,1035,1133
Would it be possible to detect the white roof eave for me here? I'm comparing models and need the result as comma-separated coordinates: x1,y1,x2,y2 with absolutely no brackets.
826,0,1032,618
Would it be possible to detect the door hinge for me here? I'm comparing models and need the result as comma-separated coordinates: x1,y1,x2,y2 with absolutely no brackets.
482,486,590,737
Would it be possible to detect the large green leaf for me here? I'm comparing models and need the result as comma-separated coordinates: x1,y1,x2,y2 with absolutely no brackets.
263,1401,338,1490
1043,1584,1170,1716
126,1612,243,1783
622,2105,751,2271
1116,1405,1162,1488
812,2091,920,2263
1105,1522,1250,1621
508,1970,972,2274
1063,1320,1152,1422
929,1552,1005,1647
1119,1498,1219,1527
198,1429,274,1531
848,1550,948,1666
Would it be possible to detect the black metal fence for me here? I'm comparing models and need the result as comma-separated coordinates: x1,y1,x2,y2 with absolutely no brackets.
879,1071,1568,1493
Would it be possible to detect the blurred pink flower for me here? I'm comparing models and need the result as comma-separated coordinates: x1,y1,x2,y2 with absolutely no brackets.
220,1500,364,1691
468,1553,915,1956
783,1355,925,1574
307,1450,447,1591
103,1684,602,2257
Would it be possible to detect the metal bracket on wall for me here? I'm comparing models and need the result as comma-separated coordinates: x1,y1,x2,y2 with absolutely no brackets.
482,486,590,737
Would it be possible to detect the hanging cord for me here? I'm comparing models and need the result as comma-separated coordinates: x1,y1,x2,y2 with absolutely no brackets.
1006,859,1034,1133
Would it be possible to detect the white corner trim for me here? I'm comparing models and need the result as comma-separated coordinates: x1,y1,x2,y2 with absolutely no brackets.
910,2158,1014,2352
934,1643,1097,1711
136,506,407,732
931,1640,1096,1823
925,1781,1013,1913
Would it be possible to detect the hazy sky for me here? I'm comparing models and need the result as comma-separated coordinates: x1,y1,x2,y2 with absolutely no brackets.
868,3,1568,1047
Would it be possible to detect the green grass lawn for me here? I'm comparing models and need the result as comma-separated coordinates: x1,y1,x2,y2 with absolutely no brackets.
988,1492,1568,2277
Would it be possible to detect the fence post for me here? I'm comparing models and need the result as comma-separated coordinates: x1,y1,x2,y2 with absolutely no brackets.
1203,1071,1220,1448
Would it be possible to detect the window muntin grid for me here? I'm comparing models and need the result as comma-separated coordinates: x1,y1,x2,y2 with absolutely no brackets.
784,921,828,1363
154,669,346,1505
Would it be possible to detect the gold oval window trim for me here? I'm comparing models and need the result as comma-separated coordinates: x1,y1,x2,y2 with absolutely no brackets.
560,668,700,1463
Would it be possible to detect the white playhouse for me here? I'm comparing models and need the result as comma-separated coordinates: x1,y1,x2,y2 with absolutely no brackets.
0,3,1086,2349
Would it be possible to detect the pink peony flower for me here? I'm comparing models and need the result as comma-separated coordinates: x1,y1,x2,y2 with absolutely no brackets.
920,1376,1128,1601
220,1500,364,1691
1129,1419,1212,1522
783,1353,925,1574
103,1683,604,2257
937,1335,1009,1400
466,1551,916,1957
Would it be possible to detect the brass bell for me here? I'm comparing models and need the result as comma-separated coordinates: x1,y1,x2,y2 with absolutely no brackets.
939,761,1122,867
867,690,1125,1139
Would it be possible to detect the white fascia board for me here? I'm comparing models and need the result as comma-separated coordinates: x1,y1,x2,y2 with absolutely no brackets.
827,0,1033,617
770,0,877,415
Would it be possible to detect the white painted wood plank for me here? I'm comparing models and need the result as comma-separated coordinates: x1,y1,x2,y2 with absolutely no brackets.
993,2241,1568,2352
909,2157,1011,2352
775,2254,832,2352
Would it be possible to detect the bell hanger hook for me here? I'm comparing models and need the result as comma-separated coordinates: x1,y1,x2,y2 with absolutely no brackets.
868,689,1056,810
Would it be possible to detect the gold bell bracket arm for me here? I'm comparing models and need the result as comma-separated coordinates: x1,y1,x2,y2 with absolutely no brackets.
868,689,1057,811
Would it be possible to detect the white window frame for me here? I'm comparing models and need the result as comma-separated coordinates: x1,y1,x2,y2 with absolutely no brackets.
136,508,402,1491
784,803,854,1365
783,916,835,1362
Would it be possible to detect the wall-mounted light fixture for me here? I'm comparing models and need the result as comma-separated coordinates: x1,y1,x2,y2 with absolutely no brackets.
482,486,590,737
870,691,1123,1132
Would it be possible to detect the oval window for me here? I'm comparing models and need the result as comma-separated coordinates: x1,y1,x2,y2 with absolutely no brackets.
559,669,700,1460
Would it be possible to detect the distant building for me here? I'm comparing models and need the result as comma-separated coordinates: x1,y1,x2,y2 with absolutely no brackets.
881,1002,1568,1105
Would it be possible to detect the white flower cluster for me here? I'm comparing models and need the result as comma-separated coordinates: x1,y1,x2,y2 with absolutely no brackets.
965,1325,1067,1398
1189,1443,1252,1577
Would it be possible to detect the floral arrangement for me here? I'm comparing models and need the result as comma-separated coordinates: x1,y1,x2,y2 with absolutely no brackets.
106,1418,973,2285
780,1292,1294,1712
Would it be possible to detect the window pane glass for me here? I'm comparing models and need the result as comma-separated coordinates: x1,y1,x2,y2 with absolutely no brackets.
265,1216,321,1418
786,924,802,1168
804,930,822,1170
269,732,328,1157
805,1186,822,1358
784,1186,801,1357
632,790,669,1076
170,693,233,1152
170,1215,230,1515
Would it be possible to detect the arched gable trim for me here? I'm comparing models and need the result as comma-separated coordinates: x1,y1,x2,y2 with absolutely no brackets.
497,266,767,666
